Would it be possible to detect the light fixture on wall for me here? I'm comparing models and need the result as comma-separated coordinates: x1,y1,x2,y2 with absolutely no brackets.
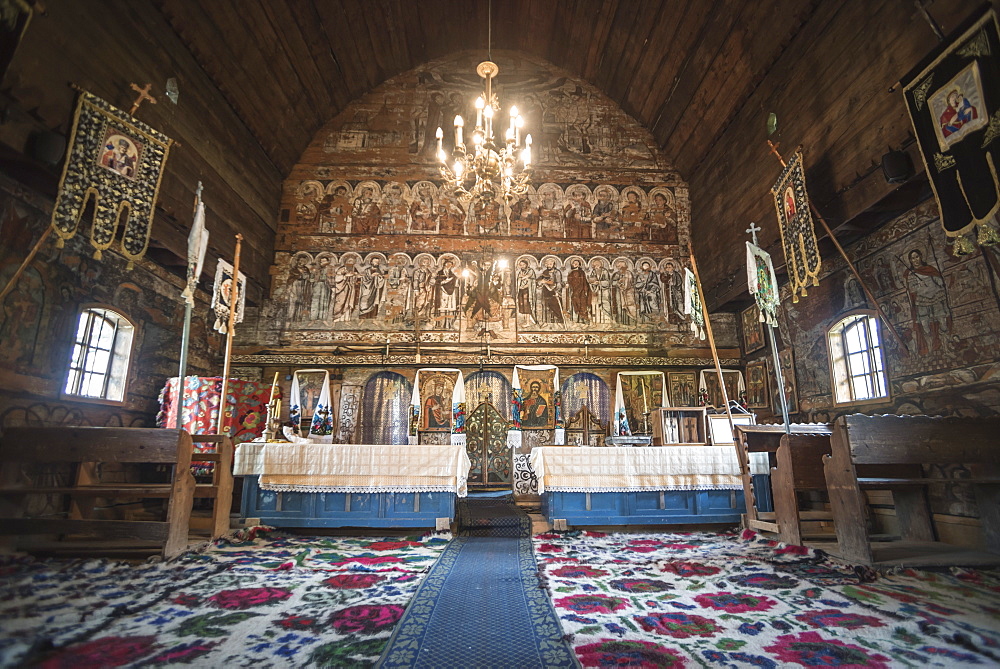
436,59,532,206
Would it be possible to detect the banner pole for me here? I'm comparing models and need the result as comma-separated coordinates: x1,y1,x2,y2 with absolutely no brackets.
216,233,243,436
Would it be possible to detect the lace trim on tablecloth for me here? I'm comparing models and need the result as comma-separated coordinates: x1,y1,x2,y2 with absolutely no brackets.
258,479,469,497
543,484,743,492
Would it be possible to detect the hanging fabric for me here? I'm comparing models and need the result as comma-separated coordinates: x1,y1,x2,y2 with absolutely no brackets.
683,268,706,339
613,371,666,436
771,148,822,302
508,365,561,449
290,369,333,443
50,91,173,267
210,258,246,334
746,241,780,327
410,368,466,447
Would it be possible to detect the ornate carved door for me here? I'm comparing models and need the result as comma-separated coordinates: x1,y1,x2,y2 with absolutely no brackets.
464,401,511,487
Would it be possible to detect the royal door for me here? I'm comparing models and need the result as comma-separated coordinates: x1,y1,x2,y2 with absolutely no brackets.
464,401,511,487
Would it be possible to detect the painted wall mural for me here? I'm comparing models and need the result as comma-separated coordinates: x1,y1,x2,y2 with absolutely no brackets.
289,179,682,244
265,251,691,343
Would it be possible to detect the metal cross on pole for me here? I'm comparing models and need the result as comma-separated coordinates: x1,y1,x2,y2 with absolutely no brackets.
745,221,761,247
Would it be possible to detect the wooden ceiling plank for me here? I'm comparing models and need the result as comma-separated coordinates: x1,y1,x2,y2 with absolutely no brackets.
359,3,392,83
381,0,412,76
592,0,638,97
258,1,334,116
526,0,560,64
604,1,661,114
584,0,623,84
158,0,295,169
650,0,747,145
314,0,372,101
637,0,715,123
666,0,786,169
627,2,692,124
282,0,352,113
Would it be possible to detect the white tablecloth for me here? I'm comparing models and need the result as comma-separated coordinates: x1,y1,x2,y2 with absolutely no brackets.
234,443,472,497
529,446,742,494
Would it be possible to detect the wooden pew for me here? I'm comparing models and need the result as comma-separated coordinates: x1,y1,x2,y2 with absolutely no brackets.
823,414,1000,567
0,427,196,559
735,423,833,545
190,435,235,539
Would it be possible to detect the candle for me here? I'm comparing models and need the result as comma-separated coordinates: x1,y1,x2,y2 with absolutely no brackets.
515,114,523,146
269,372,279,405
435,126,443,153
641,381,648,413
475,96,484,127
454,115,464,147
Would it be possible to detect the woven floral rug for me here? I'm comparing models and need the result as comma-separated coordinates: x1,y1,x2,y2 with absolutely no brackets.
1,527,450,668
534,529,1000,668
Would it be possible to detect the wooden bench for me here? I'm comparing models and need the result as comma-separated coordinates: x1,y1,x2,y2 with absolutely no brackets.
735,423,834,546
0,427,197,559
823,414,1000,567
187,435,235,538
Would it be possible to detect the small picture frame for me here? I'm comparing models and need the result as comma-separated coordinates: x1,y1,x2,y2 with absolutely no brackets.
667,371,698,407
745,359,770,409
741,303,765,354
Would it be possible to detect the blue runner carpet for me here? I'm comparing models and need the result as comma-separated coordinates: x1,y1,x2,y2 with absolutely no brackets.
377,498,578,668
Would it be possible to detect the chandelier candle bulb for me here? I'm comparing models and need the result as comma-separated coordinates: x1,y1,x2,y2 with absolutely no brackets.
475,96,484,127
454,115,464,147
515,115,523,145
435,126,443,153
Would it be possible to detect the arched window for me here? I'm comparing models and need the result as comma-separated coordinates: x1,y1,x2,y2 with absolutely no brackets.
64,307,135,402
360,371,412,444
827,311,888,404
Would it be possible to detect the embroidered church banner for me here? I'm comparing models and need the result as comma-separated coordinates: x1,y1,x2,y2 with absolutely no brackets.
211,258,246,334
746,241,780,327
682,267,705,339
50,91,172,266
771,149,821,302
902,10,1000,250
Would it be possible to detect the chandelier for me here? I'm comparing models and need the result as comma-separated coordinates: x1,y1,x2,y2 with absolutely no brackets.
436,60,532,206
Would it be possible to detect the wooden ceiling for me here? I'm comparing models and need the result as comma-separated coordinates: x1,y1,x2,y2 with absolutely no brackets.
155,0,814,181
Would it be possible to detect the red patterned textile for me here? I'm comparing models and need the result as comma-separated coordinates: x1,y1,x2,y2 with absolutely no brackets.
157,376,273,446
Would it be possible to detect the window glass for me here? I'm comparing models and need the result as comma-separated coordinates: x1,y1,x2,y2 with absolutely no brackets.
65,308,134,402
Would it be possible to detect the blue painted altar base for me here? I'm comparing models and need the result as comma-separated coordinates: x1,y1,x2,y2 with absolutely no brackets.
541,489,745,527
240,476,456,529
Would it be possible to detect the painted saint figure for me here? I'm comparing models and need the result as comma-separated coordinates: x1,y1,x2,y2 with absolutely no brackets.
563,190,592,239
350,188,381,235
516,259,537,326
592,188,619,240
636,260,663,322
903,249,951,354
588,258,614,324
433,258,460,329
536,257,565,324
940,88,978,139
566,258,592,323
357,256,386,319
521,380,549,428
612,260,638,326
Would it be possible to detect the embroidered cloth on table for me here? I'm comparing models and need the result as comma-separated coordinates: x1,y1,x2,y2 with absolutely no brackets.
529,445,742,494
233,443,472,497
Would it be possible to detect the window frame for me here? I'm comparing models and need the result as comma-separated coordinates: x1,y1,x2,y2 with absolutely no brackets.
62,305,137,405
826,310,890,406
